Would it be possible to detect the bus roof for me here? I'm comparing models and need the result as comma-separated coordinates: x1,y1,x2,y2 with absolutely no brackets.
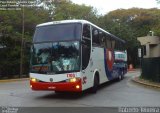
37,20,125,43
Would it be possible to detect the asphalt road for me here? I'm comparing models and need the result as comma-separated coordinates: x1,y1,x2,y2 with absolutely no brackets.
0,70,160,108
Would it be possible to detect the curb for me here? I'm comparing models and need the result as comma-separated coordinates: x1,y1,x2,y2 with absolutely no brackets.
132,76,160,89
127,69,141,72
0,78,29,83
128,69,136,72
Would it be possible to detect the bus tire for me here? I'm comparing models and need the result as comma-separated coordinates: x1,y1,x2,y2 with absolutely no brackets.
121,70,124,80
91,75,99,93
118,75,122,81
55,91,63,94
118,70,123,81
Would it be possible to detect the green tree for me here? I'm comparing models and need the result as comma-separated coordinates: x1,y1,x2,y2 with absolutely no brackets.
52,0,99,23
100,8,160,67
156,0,160,3
0,0,100,78
1,0,160,78
0,7,51,78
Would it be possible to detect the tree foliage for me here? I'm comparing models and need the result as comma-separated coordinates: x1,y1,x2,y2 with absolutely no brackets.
99,8,160,66
156,0,160,3
0,0,98,78
0,7,50,78
0,0,160,78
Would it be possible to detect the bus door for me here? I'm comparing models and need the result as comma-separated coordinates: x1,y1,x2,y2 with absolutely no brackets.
81,24,92,89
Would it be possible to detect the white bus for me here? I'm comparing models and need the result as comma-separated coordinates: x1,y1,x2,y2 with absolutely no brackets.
114,51,128,76
30,20,126,93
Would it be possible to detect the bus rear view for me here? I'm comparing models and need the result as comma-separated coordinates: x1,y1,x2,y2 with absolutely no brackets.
30,21,82,92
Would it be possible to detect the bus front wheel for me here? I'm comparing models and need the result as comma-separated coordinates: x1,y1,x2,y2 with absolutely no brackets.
91,75,99,93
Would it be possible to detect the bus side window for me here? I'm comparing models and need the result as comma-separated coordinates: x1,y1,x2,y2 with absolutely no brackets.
92,27,100,46
115,41,121,50
99,31,105,47
104,34,107,48
115,41,118,50
83,24,91,40
82,24,91,70
106,36,112,48
111,40,116,49
119,42,123,50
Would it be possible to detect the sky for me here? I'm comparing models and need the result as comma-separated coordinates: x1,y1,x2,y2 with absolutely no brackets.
71,0,159,15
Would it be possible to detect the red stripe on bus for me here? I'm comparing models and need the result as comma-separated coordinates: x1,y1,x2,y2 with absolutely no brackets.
30,79,82,92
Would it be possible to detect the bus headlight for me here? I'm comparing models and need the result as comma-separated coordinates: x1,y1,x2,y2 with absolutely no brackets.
67,77,80,83
69,78,77,82
31,78,38,82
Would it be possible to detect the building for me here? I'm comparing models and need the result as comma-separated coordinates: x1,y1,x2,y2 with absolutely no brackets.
137,36,160,82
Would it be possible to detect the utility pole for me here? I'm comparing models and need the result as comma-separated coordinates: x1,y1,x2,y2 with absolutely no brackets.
20,2,24,78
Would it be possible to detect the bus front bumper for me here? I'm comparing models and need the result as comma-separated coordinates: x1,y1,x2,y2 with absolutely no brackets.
30,79,82,92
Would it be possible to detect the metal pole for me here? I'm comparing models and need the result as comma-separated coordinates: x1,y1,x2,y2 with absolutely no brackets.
149,31,154,36
20,3,24,78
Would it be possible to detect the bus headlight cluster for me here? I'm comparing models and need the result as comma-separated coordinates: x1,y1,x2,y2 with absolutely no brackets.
66,77,80,83
31,78,38,82
69,78,77,82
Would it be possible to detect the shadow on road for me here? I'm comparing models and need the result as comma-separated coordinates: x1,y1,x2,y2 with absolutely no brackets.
36,91,88,100
35,77,126,100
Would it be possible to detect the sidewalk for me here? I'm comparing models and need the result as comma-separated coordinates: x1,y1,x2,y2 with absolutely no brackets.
0,78,29,83
132,76,160,89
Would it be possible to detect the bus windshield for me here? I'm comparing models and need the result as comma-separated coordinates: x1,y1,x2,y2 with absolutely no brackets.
33,23,82,43
31,41,80,74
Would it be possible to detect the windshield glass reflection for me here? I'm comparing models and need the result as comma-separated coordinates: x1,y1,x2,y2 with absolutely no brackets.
31,41,80,74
